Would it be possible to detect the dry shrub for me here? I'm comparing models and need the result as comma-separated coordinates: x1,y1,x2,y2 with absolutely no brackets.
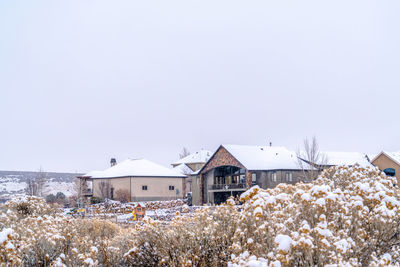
230,165,400,266
0,196,135,266
2,165,399,266
125,203,239,266
5,195,56,216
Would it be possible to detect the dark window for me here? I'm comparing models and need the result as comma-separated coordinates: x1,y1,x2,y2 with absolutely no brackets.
142,185,148,190
169,185,175,190
384,168,396,177
110,188,114,199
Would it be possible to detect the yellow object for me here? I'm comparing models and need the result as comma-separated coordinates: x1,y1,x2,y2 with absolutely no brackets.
132,210,136,221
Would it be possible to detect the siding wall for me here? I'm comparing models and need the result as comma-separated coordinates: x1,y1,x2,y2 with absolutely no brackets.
92,176,185,202
191,175,201,206
372,154,400,184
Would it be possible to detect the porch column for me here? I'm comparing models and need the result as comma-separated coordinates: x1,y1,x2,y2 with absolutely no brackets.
245,170,252,189
200,174,204,205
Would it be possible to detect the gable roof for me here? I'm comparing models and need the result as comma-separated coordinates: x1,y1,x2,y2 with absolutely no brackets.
85,158,187,179
220,144,305,171
201,144,371,173
371,151,400,166
172,149,212,165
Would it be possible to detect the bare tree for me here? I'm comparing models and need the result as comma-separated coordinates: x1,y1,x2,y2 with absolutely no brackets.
296,136,328,181
179,147,191,159
115,189,130,203
99,180,111,199
26,167,47,196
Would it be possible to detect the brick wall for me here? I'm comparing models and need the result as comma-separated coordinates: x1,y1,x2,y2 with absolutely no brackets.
201,146,245,174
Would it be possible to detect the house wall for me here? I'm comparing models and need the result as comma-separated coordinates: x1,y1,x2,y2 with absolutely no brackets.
191,175,201,206
130,177,185,201
255,170,305,189
372,154,400,184
92,177,130,199
201,146,245,173
205,170,215,204
92,176,185,202
186,163,206,172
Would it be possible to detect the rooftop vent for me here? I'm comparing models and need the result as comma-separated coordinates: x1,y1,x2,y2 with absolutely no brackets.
110,158,117,167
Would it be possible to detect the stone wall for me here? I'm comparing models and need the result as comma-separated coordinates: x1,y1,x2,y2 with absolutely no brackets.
201,146,245,174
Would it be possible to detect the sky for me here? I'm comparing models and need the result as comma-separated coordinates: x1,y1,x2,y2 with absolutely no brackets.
0,0,399,173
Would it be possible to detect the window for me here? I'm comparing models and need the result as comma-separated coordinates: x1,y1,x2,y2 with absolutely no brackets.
252,173,257,183
271,172,277,182
169,185,175,190
286,172,293,182
142,185,148,190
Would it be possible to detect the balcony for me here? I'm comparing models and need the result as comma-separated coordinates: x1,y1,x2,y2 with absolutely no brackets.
81,188,93,196
209,183,246,191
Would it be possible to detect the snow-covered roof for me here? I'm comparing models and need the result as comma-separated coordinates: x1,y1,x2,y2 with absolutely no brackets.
82,170,104,177
172,149,212,165
86,158,187,179
172,163,194,175
222,145,306,171
372,151,400,166
322,152,371,167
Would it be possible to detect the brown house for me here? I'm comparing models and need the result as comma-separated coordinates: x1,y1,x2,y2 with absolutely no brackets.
77,158,187,205
371,151,400,183
194,145,313,205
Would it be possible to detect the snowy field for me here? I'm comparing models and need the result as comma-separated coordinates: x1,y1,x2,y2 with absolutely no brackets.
0,171,78,202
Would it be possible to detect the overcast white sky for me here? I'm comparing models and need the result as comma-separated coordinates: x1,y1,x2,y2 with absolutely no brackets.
0,0,399,173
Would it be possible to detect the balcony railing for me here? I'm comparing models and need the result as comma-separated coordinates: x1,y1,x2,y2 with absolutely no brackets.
81,188,93,196
209,183,246,190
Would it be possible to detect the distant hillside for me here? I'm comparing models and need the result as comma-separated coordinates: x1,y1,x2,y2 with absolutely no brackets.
0,170,83,202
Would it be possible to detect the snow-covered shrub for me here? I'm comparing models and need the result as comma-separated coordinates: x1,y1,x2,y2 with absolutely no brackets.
125,203,239,266
3,165,400,266
0,227,21,265
230,165,400,266
0,196,136,266
4,195,56,216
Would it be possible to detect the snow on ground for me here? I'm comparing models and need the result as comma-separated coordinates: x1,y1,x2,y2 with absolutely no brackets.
0,172,77,201
0,177,26,193
43,181,76,197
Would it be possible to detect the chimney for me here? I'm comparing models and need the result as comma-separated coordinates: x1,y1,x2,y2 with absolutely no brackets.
269,142,272,147
110,158,117,167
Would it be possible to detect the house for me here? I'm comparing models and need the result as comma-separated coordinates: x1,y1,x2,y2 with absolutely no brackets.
77,158,187,204
371,151,400,182
172,149,212,172
171,149,212,196
194,144,314,205
194,144,373,205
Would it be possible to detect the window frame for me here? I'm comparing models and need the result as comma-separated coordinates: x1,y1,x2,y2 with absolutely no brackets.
286,172,293,182
271,172,277,182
